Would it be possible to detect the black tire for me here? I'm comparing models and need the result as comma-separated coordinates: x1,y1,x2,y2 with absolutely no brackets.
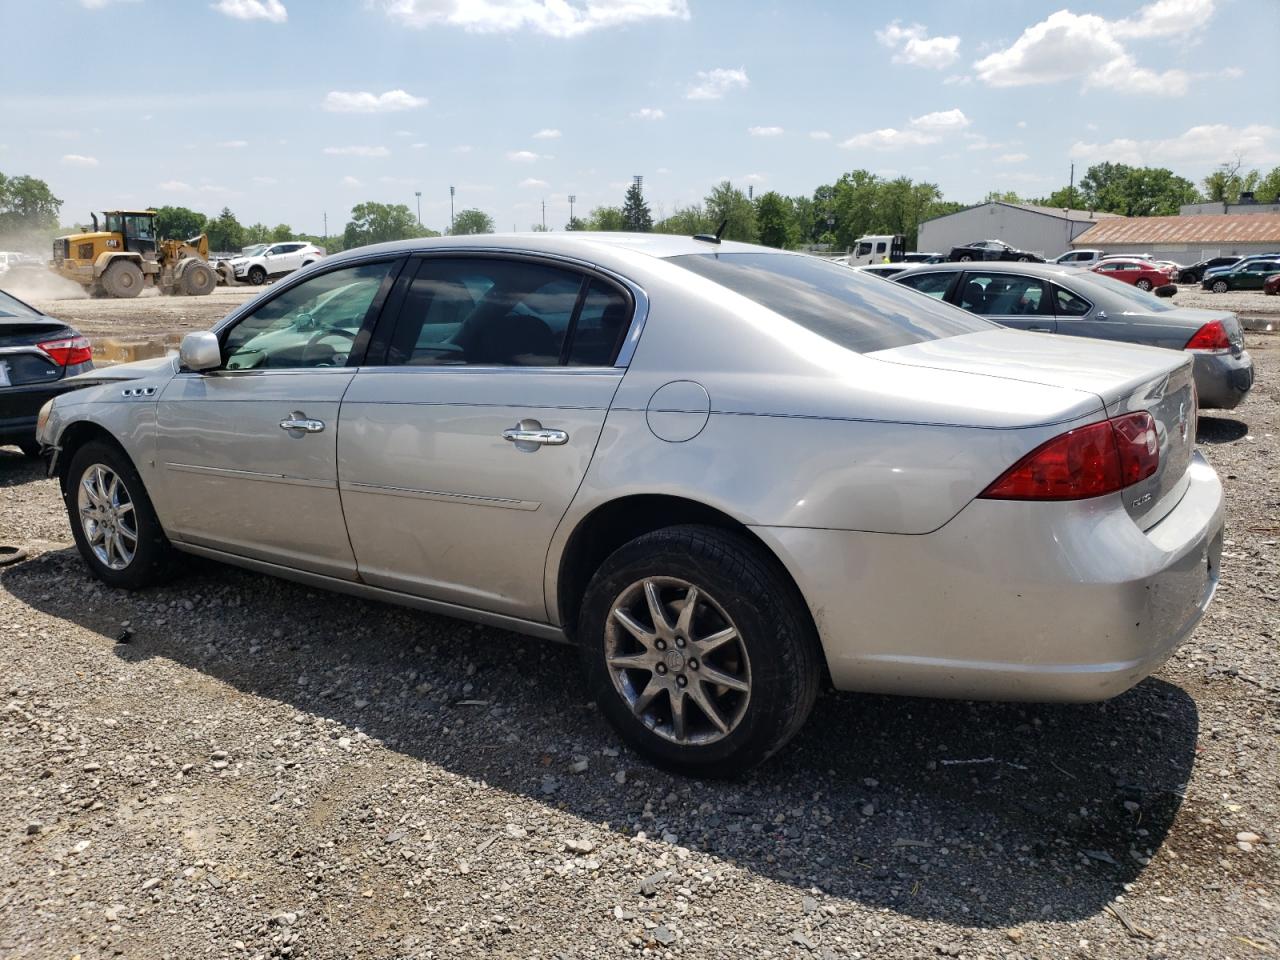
579,524,821,776
958,254,973,262
17,439,42,457
247,265,267,286
1136,278,1153,291
180,261,216,296
101,260,144,299
1016,255,1031,262
63,440,177,590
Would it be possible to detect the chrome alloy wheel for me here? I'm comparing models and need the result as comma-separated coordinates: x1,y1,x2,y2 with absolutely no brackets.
605,577,751,746
77,464,138,571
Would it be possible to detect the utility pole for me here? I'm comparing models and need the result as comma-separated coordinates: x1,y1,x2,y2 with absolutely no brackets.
323,211,327,245
414,191,422,226
568,194,576,226
449,185,455,233
748,185,754,201
541,199,546,231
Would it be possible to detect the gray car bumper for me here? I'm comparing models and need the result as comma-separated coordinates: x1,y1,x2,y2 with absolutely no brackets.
1192,350,1253,410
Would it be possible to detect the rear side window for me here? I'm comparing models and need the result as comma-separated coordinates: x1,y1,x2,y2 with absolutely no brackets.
1052,285,1091,317
668,252,990,353
385,258,631,367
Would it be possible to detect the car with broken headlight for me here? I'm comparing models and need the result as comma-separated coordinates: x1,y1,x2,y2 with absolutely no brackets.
36,234,1224,775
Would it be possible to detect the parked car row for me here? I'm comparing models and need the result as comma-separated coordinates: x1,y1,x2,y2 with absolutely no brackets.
30,233,1229,773
1201,256,1280,293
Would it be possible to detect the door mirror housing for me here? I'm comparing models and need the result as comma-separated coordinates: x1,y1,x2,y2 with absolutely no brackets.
179,331,221,372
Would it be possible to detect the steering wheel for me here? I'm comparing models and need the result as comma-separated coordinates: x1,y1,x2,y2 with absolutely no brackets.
302,327,357,366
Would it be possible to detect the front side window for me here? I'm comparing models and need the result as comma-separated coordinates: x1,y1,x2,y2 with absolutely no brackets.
856,241,872,257
123,216,154,240
385,258,631,367
895,271,954,299
668,252,990,354
958,273,1048,316
221,261,395,370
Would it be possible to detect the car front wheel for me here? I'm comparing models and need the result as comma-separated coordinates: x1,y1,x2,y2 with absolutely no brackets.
579,525,821,776
247,266,267,285
1212,280,1229,293
64,440,177,590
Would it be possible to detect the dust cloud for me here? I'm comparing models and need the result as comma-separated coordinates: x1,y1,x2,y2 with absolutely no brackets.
1,268,88,301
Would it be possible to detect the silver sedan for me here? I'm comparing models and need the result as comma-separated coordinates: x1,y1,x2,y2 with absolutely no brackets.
888,261,1254,409
37,234,1224,774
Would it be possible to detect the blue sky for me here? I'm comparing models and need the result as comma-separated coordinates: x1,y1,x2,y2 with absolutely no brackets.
0,0,1275,237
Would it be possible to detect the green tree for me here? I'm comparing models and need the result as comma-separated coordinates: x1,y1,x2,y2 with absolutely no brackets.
0,171,62,232
564,215,587,231
653,204,714,236
830,170,881,249
754,191,796,249
299,233,339,254
1257,166,1280,204
242,222,271,245
704,181,756,242
452,208,495,235
984,190,1025,204
152,205,206,240
1202,157,1262,204
621,181,653,232
270,223,294,242
343,201,435,249
205,207,246,253
585,206,626,231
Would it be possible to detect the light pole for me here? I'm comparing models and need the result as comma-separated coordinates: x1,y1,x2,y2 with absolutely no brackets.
414,191,421,226
541,199,546,231
568,194,576,228
449,185,455,233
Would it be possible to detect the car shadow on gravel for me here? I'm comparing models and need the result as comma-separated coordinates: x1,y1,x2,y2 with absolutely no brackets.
1196,416,1249,445
3,548,1200,929
0,448,48,486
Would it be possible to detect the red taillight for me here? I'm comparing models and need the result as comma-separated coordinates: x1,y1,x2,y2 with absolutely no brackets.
1184,320,1230,351
37,335,93,366
980,412,1159,501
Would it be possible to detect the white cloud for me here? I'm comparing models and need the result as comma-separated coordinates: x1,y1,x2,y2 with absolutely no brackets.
252,176,277,185
631,107,665,120
158,180,192,192
809,130,831,140
909,108,969,133
1016,120,1027,129
532,128,561,139
996,152,1029,164
685,67,749,100
973,9,1193,95
212,0,287,23
322,145,390,157
341,176,362,187
876,21,960,69
1111,0,1215,38
323,89,428,112
395,130,414,136
507,150,540,162
942,74,972,86
411,142,427,149
373,0,688,37
60,154,99,167
453,144,473,153
217,139,248,148
1069,123,1280,166
80,0,140,7
748,126,783,137
840,128,938,150
519,177,549,188
743,173,765,184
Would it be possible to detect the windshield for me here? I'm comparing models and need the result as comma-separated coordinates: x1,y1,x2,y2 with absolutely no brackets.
241,244,267,257
668,252,992,353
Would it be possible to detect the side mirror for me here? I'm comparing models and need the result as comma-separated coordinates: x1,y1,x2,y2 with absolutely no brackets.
179,331,221,372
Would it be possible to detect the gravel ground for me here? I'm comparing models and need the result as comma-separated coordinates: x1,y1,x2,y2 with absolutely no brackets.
0,316,1276,958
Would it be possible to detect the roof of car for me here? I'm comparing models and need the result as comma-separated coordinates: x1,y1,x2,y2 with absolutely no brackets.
321,232,783,268
890,261,1077,279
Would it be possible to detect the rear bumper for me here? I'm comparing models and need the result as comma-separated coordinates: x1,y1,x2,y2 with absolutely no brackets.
753,451,1224,702
1192,350,1253,409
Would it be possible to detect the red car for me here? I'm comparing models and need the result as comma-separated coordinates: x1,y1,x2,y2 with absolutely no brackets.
1091,258,1175,292
1265,273,1280,295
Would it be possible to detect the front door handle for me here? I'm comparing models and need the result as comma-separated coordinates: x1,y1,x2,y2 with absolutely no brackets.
503,419,568,447
279,412,325,434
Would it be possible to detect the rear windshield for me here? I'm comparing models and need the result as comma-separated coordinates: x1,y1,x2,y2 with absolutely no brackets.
1076,272,1178,312
668,252,992,353
0,289,40,318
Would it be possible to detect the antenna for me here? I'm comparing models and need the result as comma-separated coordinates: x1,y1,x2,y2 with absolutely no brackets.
693,218,729,245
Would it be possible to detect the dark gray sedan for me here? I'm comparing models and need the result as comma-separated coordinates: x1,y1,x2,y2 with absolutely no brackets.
891,262,1253,409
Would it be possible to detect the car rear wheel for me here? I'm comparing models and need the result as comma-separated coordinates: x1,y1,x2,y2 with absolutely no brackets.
1016,255,1031,262
1212,280,1229,293
958,254,973,262
64,440,177,590
248,265,267,285
579,524,821,776
1136,278,1153,291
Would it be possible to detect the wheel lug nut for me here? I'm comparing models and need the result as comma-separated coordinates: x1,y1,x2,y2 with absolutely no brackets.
655,639,666,650
655,663,667,675
675,637,685,648
676,675,688,687
688,659,699,670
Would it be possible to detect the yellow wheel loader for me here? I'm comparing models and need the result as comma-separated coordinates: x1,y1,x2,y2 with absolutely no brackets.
50,210,233,299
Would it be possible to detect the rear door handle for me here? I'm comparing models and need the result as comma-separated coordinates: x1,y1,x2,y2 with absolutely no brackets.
280,412,325,434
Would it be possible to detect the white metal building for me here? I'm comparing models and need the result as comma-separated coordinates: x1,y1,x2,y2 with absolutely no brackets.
917,202,1124,258
1071,213,1280,265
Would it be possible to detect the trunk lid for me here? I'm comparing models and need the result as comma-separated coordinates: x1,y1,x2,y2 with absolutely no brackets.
0,319,75,388
871,328,1197,529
